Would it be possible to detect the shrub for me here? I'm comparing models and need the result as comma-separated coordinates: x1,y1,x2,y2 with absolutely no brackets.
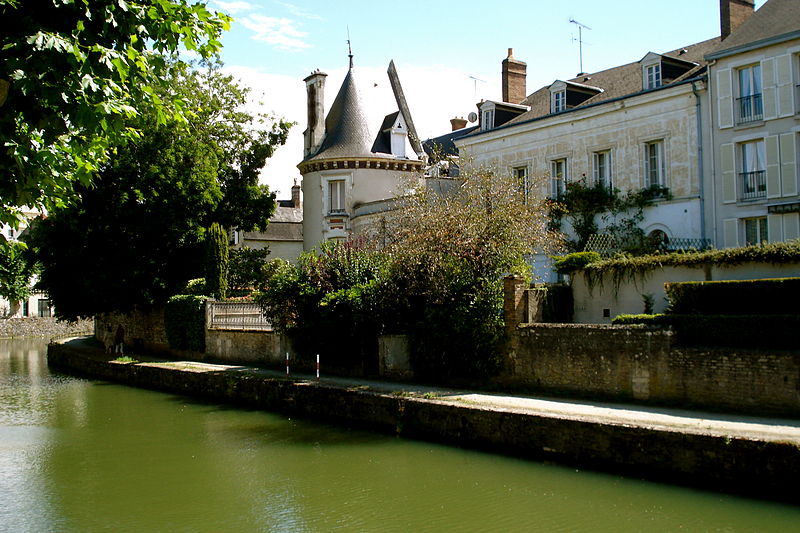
229,246,271,290
164,295,208,352
204,222,228,299
183,278,207,296
665,277,800,315
552,251,601,274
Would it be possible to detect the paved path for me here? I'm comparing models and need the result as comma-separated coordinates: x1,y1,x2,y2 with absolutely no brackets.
154,357,800,445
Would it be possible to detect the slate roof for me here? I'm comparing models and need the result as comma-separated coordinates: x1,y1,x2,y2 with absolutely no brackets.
305,67,396,162
500,37,720,128
423,125,480,157
708,0,800,59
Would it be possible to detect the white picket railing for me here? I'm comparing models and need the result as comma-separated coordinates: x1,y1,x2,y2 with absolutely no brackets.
208,301,271,331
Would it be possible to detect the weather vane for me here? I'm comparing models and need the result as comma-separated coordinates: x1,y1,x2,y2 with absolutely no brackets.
347,26,353,68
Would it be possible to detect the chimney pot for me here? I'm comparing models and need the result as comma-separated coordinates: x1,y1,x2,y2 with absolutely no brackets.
291,180,301,208
450,117,468,131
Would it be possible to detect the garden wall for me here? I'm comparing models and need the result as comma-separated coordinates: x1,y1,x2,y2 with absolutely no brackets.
501,323,800,415
571,262,800,323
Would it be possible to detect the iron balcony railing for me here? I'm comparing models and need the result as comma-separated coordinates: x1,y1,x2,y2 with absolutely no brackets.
208,301,271,331
736,94,763,124
740,170,766,201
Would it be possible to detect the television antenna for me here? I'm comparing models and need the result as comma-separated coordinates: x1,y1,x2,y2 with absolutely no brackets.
569,18,591,75
468,75,486,100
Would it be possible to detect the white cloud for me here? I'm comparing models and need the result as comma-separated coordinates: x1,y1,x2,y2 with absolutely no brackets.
212,1,256,15
274,1,323,21
239,15,310,51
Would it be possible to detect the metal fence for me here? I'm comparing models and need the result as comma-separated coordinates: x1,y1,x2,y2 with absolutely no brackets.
208,301,271,331
584,233,712,257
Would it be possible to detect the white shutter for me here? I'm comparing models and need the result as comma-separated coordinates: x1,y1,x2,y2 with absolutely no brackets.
783,213,800,241
721,143,736,203
776,54,794,118
761,58,777,121
723,218,739,248
766,135,781,198
717,69,734,129
780,133,798,197
767,214,783,243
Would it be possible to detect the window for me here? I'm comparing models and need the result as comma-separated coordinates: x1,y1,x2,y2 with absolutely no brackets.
38,299,52,318
737,64,762,124
739,140,766,200
744,217,768,245
592,150,612,189
328,179,345,213
645,63,662,89
645,141,665,188
550,159,567,199
552,90,566,113
512,166,529,203
481,108,495,131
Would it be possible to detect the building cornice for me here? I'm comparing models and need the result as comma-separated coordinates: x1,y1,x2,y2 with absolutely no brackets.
705,30,800,60
298,156,424,175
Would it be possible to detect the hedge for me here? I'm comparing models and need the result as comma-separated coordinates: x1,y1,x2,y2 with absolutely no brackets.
164,295,208,352
612,313,799,349
665,277,800,315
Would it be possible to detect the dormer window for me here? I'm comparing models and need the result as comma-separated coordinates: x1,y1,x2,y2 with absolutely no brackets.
645,64,662,89
552,90,566,113
478,100,528,132
481,103,496,131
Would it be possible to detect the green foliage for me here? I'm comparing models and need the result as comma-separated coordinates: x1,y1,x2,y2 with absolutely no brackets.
164,295,207,352
204,223,228,299
611,313,799,349
665,278,800,315
183,278,207,296
0,240,36,306
552,251,601,274
582,240,800,293
0,0,231,239
28,66,289,320
551,180,670,252
537,284,574,323
229,247,271,290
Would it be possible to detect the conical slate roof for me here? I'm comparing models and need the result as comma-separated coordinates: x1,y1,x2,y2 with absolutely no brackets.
306,66,387,162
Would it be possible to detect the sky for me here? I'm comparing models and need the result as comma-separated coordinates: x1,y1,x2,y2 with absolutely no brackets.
208,0,768,199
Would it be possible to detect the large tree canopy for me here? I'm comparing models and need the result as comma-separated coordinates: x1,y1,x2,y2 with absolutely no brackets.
0,0,230,232
28,66,291,320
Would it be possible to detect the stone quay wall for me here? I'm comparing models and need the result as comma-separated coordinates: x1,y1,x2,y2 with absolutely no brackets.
503,323,800,415
48,338,800,505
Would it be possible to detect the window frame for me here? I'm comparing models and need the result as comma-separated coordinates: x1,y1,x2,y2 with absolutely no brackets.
645,63,662,90
552,90,566,113
592,150,612,189
644,140,666,189
738,139,766,201
327,178,347,214
744,217,768,245
512,165,530,204
550,158,568,199
736,63,763,124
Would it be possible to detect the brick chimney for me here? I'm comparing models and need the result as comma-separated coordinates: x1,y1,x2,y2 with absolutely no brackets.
291,180,301,208
303,69,327,157
450,117,468,131
720,0,755,40
502,48,527,104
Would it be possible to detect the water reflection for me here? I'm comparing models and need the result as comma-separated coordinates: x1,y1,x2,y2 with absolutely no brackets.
1,338,799,532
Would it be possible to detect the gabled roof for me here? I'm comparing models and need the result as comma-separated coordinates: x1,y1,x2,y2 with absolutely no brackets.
499,37,719,128
707,0,800,60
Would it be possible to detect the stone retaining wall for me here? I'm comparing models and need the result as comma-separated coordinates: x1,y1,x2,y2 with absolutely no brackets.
504,323,800,415
47,338,800,504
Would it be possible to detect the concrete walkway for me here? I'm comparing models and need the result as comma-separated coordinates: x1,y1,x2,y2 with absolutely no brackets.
157,358,800,446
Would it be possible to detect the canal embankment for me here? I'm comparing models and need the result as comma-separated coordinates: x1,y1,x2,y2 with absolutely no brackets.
48,336,800,504
0,317,93,340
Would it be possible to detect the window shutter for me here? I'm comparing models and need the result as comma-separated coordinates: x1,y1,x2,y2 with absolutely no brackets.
717,69,734,128
783,213,800,241
766,135,781,198
761,58,777,121
721,143,736,203
723,218,738,248
780,133,798,197
776,54,794,118
767,214,783,243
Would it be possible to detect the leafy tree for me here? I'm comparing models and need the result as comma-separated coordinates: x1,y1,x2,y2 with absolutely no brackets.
0,240,36,317
0,0,230,237
28,67,291,320
229,247,271,290
204,222,228,299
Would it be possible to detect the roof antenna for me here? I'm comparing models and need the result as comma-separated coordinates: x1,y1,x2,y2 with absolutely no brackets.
569,18,591,75
347,26,353,68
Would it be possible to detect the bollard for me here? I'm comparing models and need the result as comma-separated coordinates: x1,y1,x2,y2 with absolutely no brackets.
285,352,289,377
316,353,320,382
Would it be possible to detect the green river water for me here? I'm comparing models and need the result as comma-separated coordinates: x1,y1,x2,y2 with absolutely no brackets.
1,338,799,532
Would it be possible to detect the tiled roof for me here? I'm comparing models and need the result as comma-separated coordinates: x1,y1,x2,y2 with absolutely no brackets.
708,0,800,58
504,37,720,127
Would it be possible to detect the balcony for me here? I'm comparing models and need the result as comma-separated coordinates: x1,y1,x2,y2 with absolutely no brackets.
736,94,763,124
740,170,766,201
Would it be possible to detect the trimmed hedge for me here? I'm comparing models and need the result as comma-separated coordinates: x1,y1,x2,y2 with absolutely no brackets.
665,277,800,315
552,251,601,274
164,295,208,352
612,313,799,349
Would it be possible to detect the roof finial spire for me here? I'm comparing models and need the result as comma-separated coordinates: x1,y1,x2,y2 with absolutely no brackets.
347,26,353,69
